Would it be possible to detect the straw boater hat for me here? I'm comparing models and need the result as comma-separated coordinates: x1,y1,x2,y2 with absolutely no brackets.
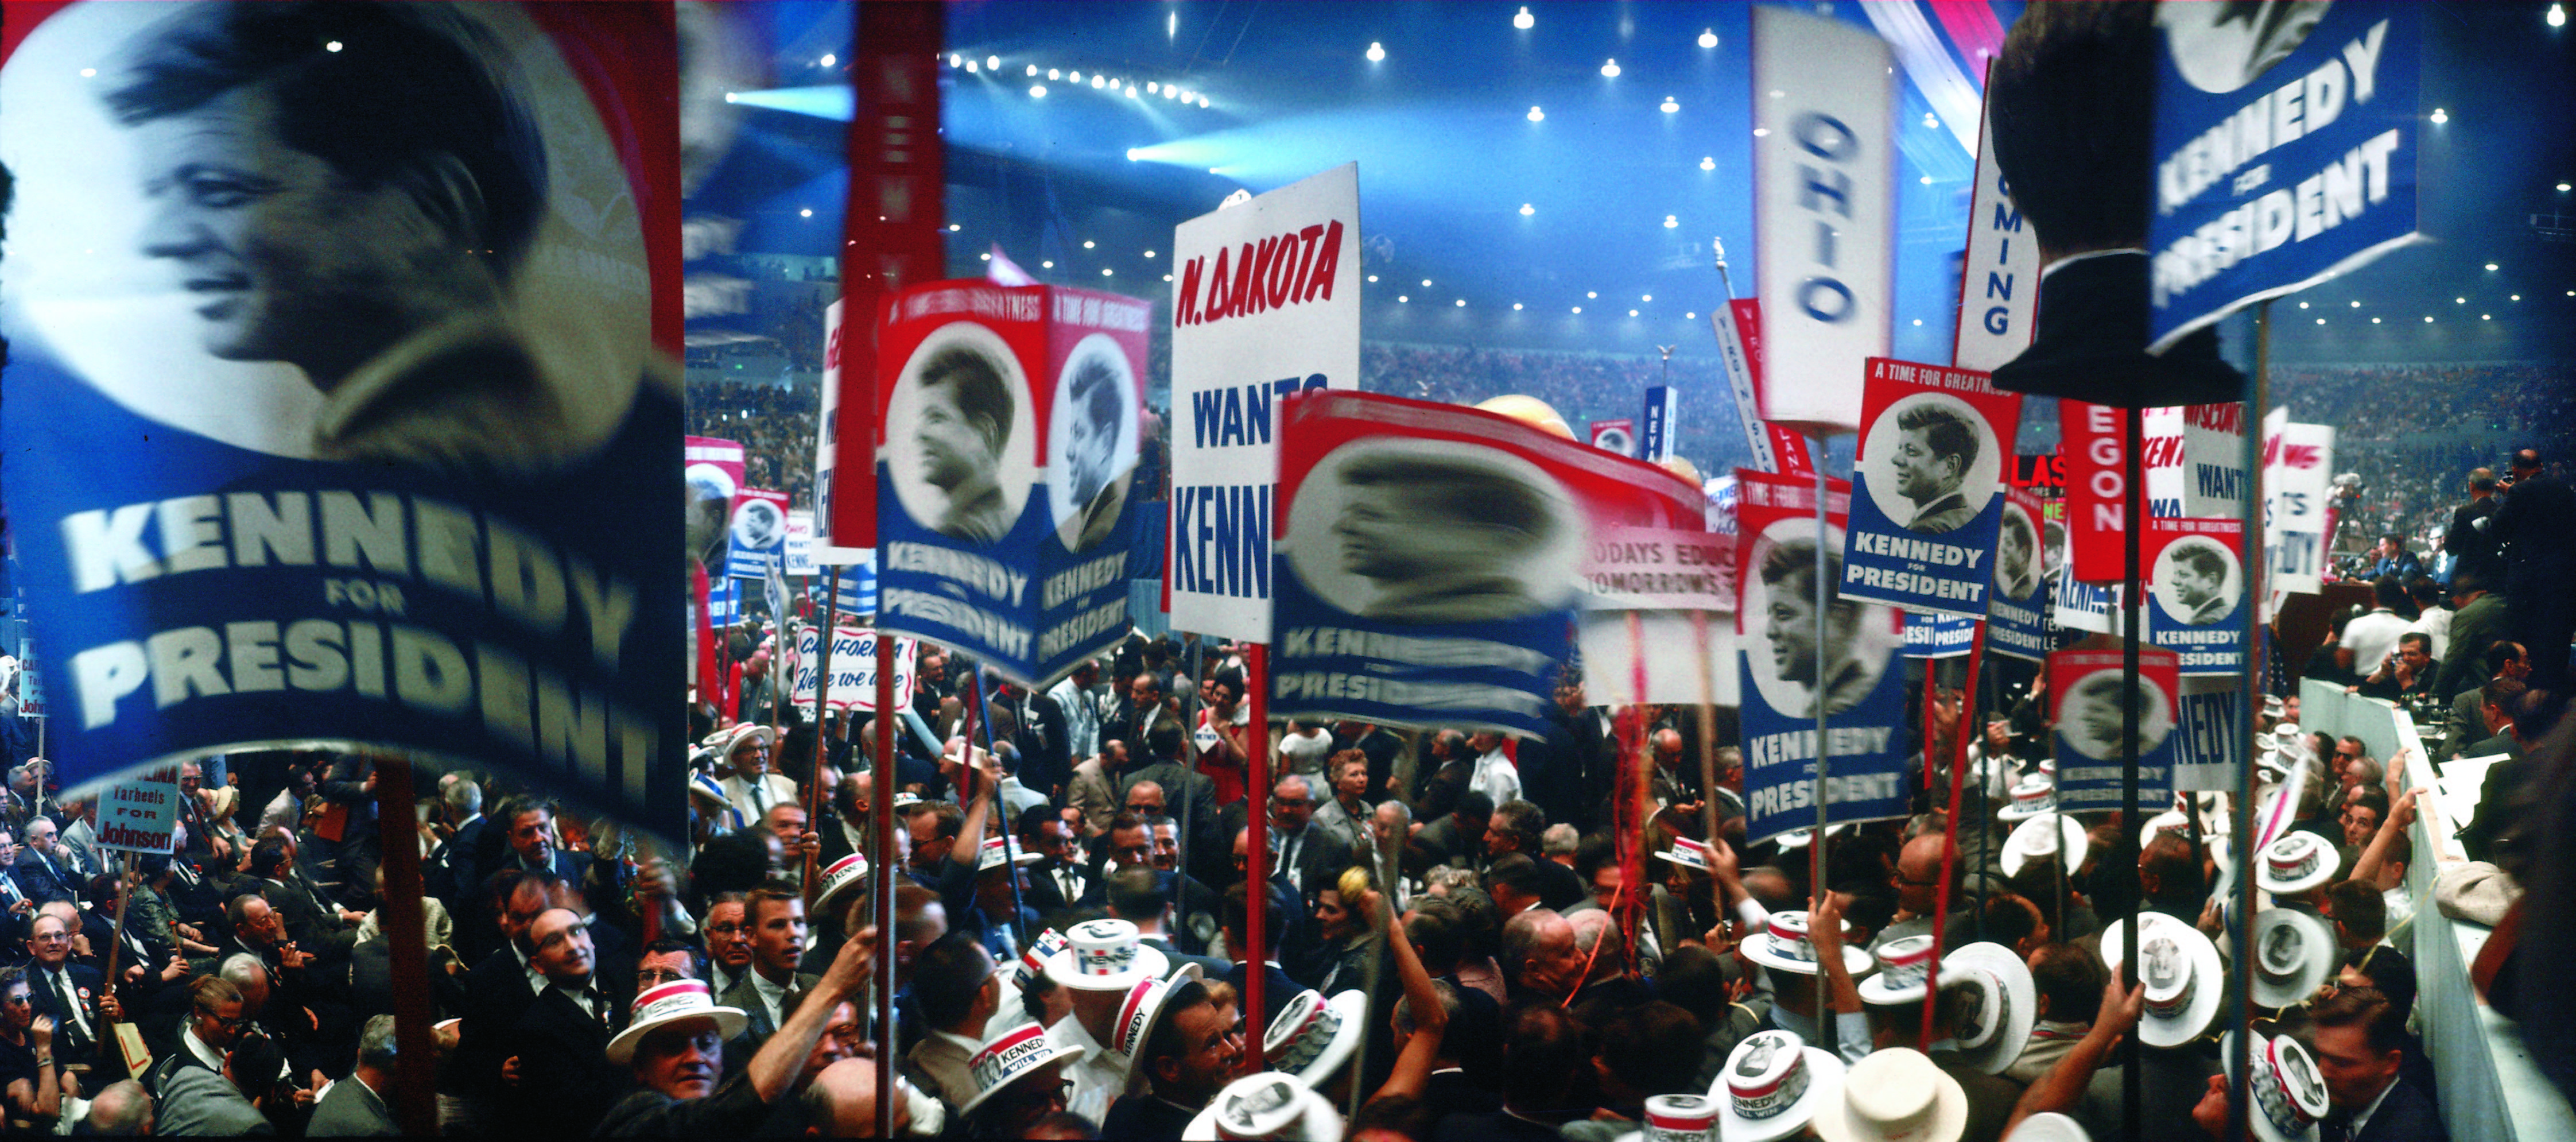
686,772,732,810
1655,835,1715,873
813,853,871,916
2099,912,2225,1047
1855,935,1944,1007
2248,908,2337,1010
1937,942,2037,1076
1714,1028,1845,1142
1045,918,1171,991
1995,777,2059,822
2256,832,2335,896
1741,911,1873,978
1263,989,1368,1085
1182,1073,1342,1142
1810,1048,1967,1142
707,723,775,761
956,1022,1083,1117
2221,1031,2330,1142
1107,964,1206,1061
1774,823,1852,850
606,980,750,1064
1999,813,2089,878
974,834,1046,874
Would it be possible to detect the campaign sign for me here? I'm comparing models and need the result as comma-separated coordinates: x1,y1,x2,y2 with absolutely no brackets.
14,624,45,721
2062,401,2140,583
686,436,747,575
1752,5,1895,436
708,578,739,628
1269,392,1702,737
809,555,878,620
1953,82,2043,374
2143,405,2188,519
0,3,685,834
2261,408,2336,598
1712,299,1820,478
2144,517,2247,675
2172,686,2245,792
2149,2,2422,351
1639,387,1678,464
783,510,815,578
872,281,1148,689
812,297,875,550
97,767,180,855
1581,525,1735,614
2043,495,2115,637
1986,486,2053,663
1168,163,1363,644
1904,612,1977,659
2049,647,2182,811
789,627,917,714
1842,359,2023,617
725,489,792,581
1733,471,1910,843
1590,419,1637,459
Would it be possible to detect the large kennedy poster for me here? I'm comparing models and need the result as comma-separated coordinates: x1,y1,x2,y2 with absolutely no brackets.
1841,358,2022,617
2150,2,2422,351
1269,391,1702,738
873,281,1147,688
0,2,685,833
2050,647,2182,811
1167,164,1362,643
1733,470,1909,842
2144,516,2247,675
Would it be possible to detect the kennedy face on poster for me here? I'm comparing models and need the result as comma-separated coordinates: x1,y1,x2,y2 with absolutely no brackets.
0,2,684,833
875,282,1148,688
1843,359,2022,618
1271,391,1700,738
1985,486,2053,663
1733,470,1909,843
2043,498,2116,638
724,489,791,581
1049,334,1140,554
685,436,746,571
2146,518,2248,675
2050,647,2182,810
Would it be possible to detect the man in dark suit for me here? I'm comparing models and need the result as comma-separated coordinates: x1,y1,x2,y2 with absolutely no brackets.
2310,987,2448,1142
1406,791,1492,880
501,908,630,1138
455,871,554,1118
1218,882,1303,1031
11,819,78,907
1016,808,1102,916
0,829,56,912
315,754,381,907
2488,447,2576,690
717,883,821,1053
24,912,112,1072
428,776,489,915
1431,1001,1588,1142
1264,775,1354,900
1104,870,1228,978
249,835,358,960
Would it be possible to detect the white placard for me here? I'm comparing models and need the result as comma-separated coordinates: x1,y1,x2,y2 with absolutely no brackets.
784,510,817,577
1952,91,2041,373
97,767,179,854
789,627,917,713
1752,6,1894,435
1167,163,1363,642
2263,407,2336,598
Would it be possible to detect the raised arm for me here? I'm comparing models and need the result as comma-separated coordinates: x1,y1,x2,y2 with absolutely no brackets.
2006,976,2144,1133
1367,888,1448,1102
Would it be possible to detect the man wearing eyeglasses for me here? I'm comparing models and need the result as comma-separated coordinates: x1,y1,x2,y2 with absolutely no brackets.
21,913,109,1075
144,975,247,1096
500,909,628,1137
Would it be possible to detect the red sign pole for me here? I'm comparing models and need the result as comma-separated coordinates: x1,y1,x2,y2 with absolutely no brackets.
1242,642,1270,1071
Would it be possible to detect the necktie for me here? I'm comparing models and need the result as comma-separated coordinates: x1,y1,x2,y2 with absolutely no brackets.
2322,1117,2353,1142
56,970,92,1042
747,781,767,817
1060,869,1080,901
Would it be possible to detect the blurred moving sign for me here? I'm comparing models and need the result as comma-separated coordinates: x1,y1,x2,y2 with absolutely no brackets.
1590,419,1636,458
13,621,43,720
1167,164,1363,643
2149,2,2422,350
98,767,179,855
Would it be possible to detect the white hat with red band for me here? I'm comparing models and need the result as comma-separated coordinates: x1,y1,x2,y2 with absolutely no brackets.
605,980,749,1065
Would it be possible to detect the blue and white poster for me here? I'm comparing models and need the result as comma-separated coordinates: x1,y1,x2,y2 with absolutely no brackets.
2050,647,2182,812
724,488,792,581
2148,1,2422,350
1985,486,2053,663
0,1,686,834
2172,687,2245,793
1639,386,1678,464
2144,517,2248,676
1903,613,1977,659
1842,359,2023,619
1733,471,1911,843
872,282,1148,688
1269,392,1704,738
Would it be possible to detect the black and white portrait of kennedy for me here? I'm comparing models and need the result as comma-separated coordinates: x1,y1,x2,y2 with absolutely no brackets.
885,321,1034,545
1861,393,1996,536
2154,536,2240,627
1047,334,1138,554
0,2,655,478
1995,502,2040,602
2061,671,2175,762
1742,521,1896,720
1283,439,1581,625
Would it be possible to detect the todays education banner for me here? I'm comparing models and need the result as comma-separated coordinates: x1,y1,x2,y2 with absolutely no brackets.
0,2,686,833
872,281,1148,688
1841,359,2022,618
1167,164,1363,644
1733,471,1909,842
1268,391,1702,738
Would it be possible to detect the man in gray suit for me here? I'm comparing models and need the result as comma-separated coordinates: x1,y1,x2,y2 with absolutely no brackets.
307,1015,399,1135
719,883,821,1054
156,1030,283,1136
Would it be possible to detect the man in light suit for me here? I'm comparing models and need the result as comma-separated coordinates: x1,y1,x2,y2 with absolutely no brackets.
308,1015,401,1136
